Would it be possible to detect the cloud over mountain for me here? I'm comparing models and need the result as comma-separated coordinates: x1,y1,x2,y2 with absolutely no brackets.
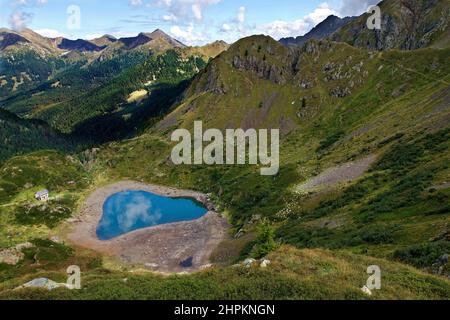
338,0,380,16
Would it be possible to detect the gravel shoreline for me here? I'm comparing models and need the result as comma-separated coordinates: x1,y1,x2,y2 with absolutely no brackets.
66,181,229,273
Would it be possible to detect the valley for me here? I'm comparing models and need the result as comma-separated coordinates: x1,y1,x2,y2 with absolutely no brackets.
0,0,449,301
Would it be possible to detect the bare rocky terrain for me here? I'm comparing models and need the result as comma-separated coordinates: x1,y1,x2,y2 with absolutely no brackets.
296,154,377,193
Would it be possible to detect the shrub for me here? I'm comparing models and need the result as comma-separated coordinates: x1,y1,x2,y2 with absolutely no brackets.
393,242,450,268
21,239,74,267
316,131,345,153
15,197,75,228
360,225,395,244
252,219,279,259
376,143,423,171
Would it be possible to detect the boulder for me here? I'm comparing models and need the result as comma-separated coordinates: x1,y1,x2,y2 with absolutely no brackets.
260,259,271,268
200,264,213,270
0,242,34,265
438,254,449,265
50,236,63,244
0,248,23,265
243,258,256,268
361,285,372,296
17,278,69,291
15,242,34,251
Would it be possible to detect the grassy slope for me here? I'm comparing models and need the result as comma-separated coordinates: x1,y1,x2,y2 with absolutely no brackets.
0,48,68,98
1,50,151,116
0,151,90,247
0,108,78,163
0,246,448,300
2,46,226,137
98,38,450,227
25,51,207,139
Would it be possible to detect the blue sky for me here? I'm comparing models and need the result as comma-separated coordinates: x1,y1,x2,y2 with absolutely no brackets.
0,0,379,45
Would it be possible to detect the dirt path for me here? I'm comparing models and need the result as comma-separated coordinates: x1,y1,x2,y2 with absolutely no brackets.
66,181,230,273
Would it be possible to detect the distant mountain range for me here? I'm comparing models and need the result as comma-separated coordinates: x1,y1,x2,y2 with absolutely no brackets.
281,0,449,50
280,15,356,47
0,28,228,102
2,0,448,55
0,28,186,55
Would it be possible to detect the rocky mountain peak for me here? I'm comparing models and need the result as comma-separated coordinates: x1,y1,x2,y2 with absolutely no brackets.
280,15,356,47
149,29,167,37
330,0,450,50
148,29,186,48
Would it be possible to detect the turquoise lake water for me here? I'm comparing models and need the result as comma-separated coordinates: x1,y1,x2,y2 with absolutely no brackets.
96,190,208,240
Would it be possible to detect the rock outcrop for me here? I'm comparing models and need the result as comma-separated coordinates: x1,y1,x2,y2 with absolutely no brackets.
0,242,34,265
331,0,450,50
16,278,71,291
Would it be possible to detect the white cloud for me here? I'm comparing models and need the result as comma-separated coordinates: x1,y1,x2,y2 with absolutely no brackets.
154,0,221,22
155,0,172,6
8,0,49,31
236,6,245,24
220,23,231,32
110,30,141,38
191,3,202,20
305,2,337,25
163,13,178,21
129,0,144,7
9,11,33,31
169,23,207,45
236,6,246,34
338,0,380,17
259,20,310,40
258,2,337,40
12,0,47,6
217,2,339,42
35,28,68,38
218,5,247,41
85,33,105,40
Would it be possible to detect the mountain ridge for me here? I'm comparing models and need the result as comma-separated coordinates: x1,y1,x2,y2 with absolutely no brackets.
279,0,450,51
0,28,186,54
330,0,450,50
0,28,227,101
280,15,356,47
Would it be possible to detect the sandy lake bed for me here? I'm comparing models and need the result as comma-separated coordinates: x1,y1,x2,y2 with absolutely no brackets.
66,181,230,273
